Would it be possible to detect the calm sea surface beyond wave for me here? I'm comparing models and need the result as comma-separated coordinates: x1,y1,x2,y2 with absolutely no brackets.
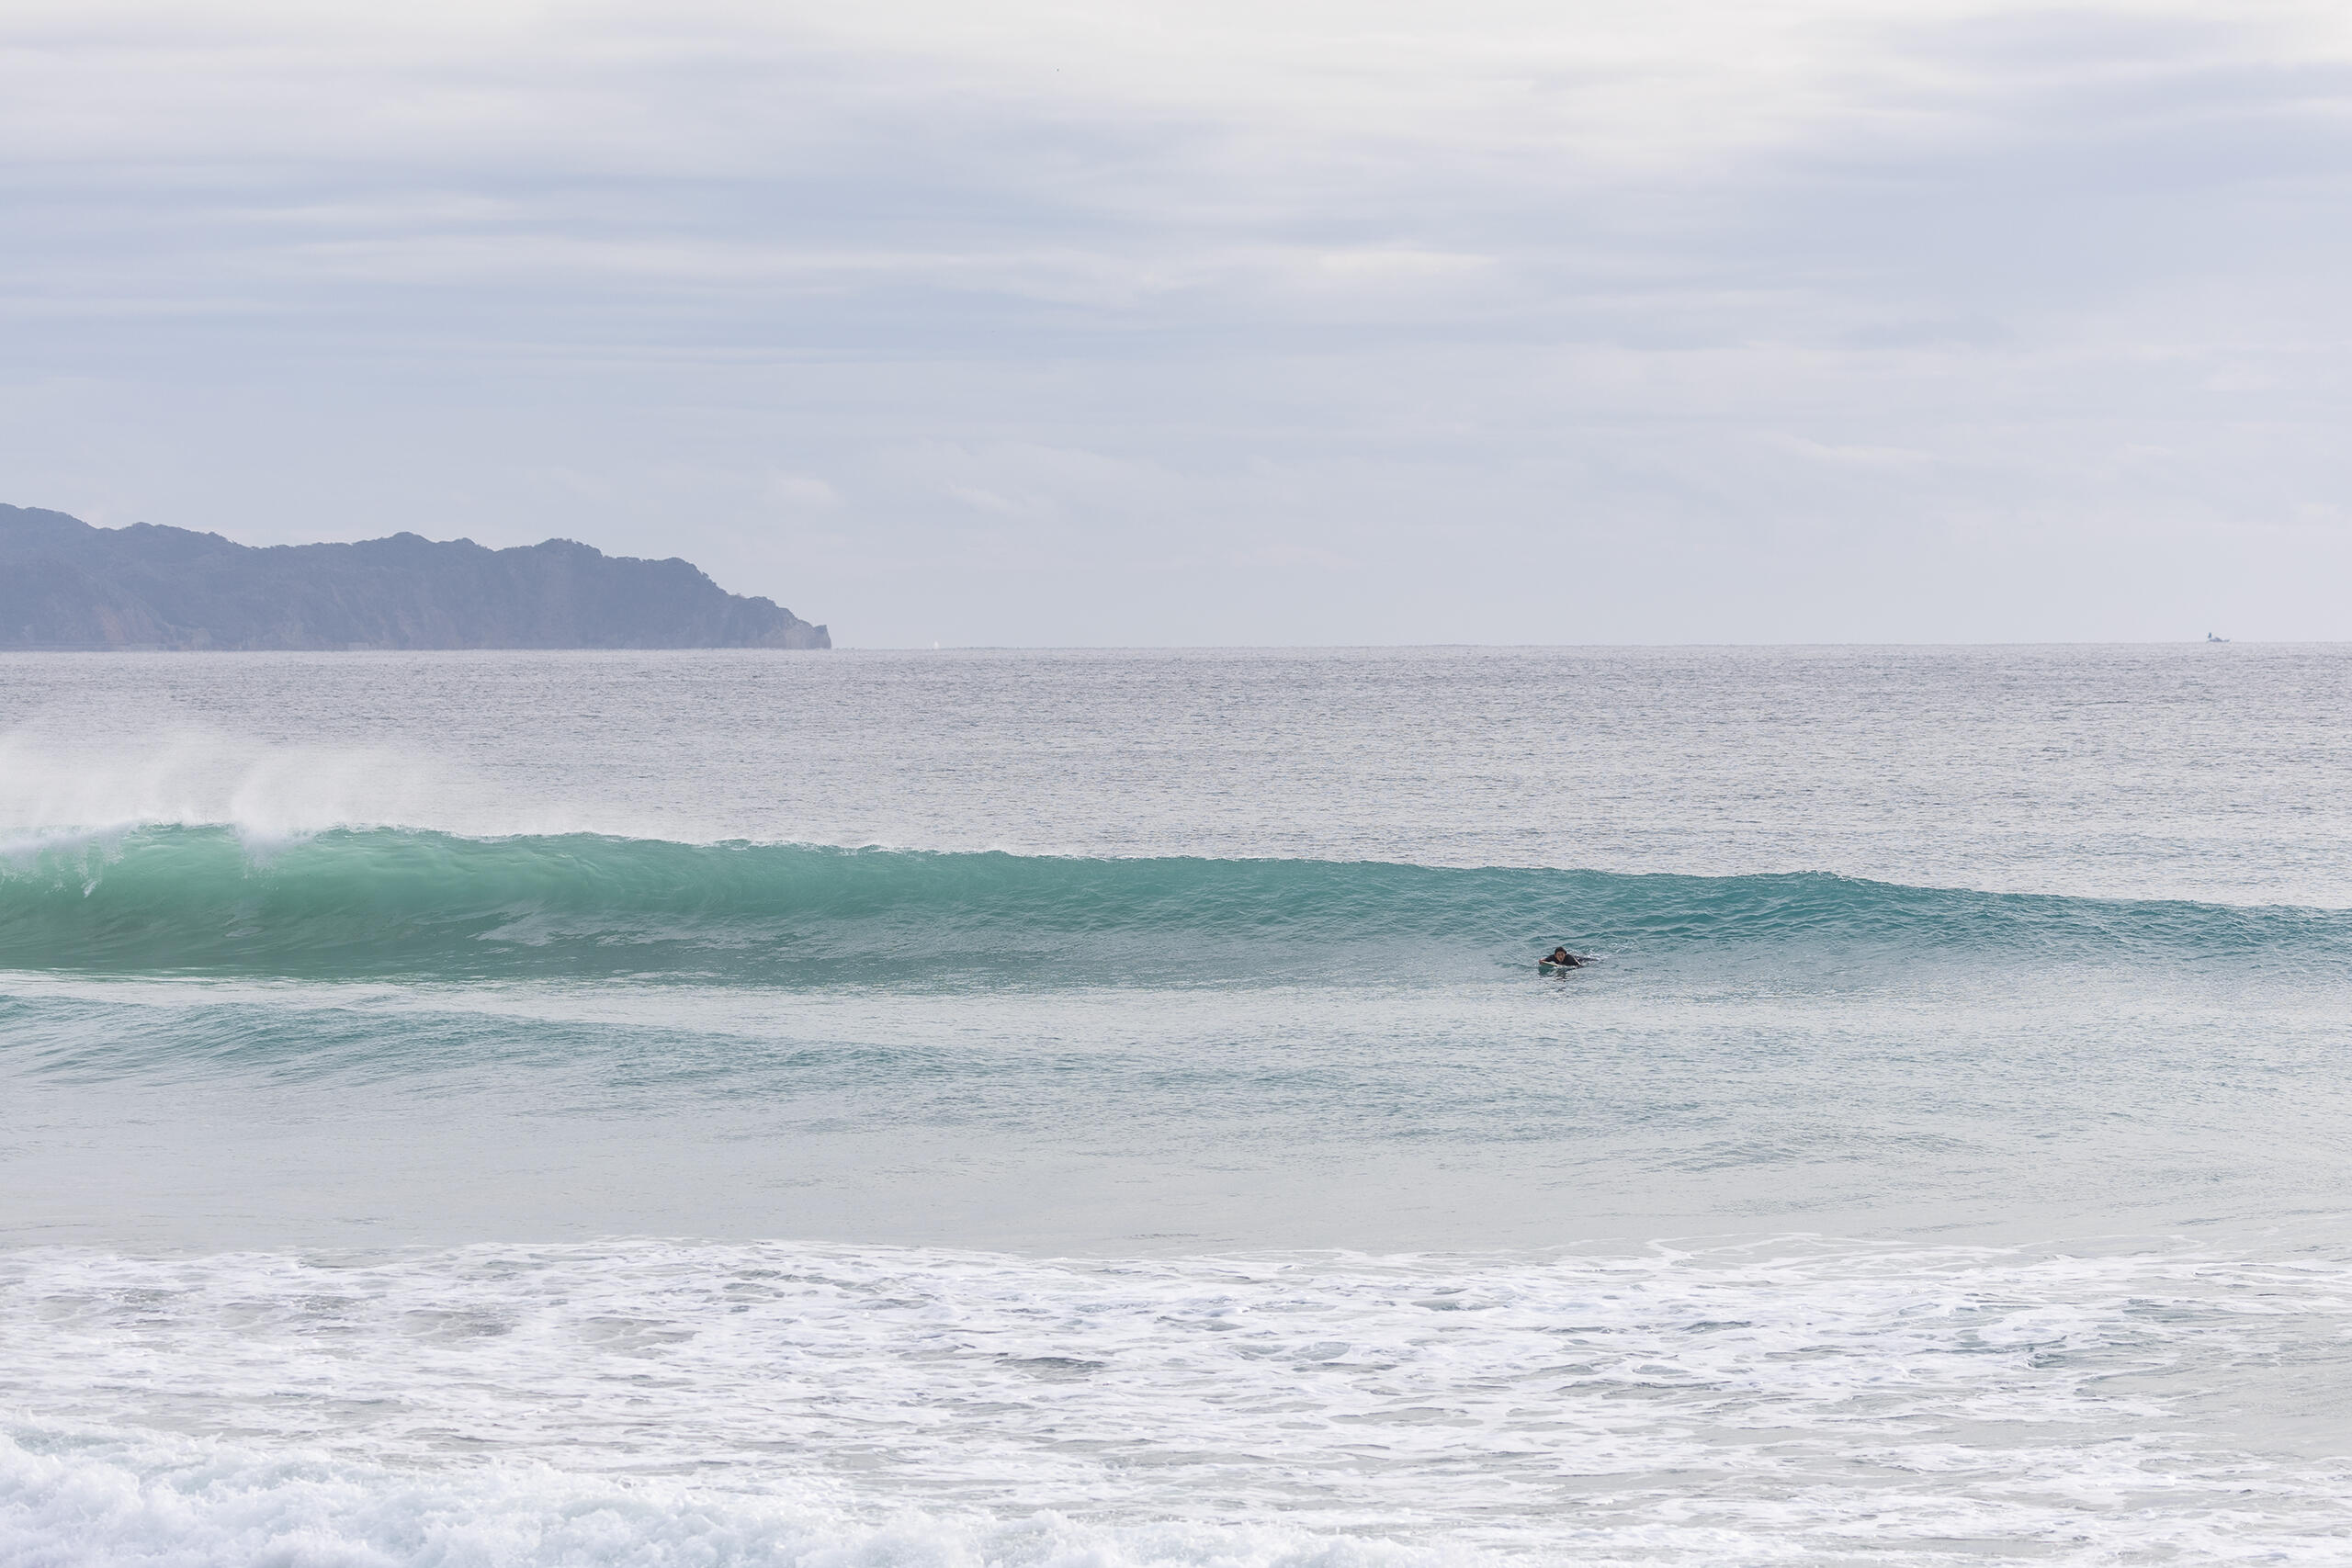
4,646,2351,1566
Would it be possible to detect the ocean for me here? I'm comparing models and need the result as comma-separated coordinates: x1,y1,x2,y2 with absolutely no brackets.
4,645,2351,1565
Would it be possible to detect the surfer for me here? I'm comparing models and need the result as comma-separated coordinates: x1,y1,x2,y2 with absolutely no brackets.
1542,946,1583,969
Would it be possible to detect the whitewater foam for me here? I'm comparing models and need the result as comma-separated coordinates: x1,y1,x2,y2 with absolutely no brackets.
7,1239,2352,1565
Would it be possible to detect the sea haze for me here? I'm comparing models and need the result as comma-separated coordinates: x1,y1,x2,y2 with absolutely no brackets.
5,646,2352,1565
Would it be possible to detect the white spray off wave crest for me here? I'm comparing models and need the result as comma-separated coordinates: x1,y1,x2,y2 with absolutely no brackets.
0,723,628,848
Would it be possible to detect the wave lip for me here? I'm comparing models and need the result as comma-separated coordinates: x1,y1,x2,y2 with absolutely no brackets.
3,826,2346,984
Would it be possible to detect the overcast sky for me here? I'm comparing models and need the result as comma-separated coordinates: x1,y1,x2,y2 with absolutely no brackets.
5,0,2349,645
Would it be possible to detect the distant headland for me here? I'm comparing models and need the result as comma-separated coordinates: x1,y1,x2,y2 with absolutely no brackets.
0,503,828,651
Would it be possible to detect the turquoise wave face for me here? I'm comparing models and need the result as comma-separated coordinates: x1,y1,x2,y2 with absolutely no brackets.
4,826,2347,985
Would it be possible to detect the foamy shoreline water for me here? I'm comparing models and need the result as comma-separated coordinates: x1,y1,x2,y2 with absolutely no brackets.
10,1237,2352,1566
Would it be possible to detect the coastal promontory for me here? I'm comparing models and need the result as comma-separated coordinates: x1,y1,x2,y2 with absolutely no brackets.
0,503,829,650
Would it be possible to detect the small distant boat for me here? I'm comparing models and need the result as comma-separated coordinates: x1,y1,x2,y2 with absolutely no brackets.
2207,632,2230,643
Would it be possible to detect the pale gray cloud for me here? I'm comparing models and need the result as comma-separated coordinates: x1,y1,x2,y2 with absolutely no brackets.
4,0,2350,642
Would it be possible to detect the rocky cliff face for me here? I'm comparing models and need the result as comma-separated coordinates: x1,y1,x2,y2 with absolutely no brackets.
0,505,829,650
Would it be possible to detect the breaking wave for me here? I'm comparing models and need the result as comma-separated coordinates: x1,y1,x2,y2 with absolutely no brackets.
3,826,2345,985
